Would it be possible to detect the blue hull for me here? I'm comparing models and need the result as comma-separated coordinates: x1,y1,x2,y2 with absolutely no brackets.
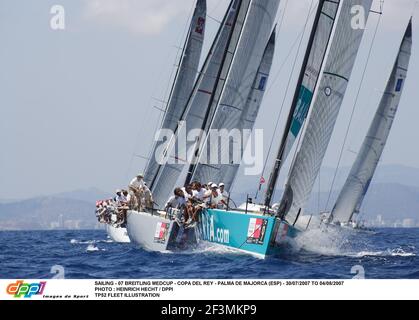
197,209,299,258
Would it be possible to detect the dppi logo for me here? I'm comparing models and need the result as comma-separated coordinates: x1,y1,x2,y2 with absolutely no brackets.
6,280,46,298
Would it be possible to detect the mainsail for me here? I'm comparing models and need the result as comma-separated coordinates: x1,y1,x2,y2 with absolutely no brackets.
190,0,281,190
264,0,340,207
278,0,374,227
150,0,250,207
331,19,412,224
144,0,206,187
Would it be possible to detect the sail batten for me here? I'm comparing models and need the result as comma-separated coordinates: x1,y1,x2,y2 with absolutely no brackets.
278,0,374,227
331,19,413,224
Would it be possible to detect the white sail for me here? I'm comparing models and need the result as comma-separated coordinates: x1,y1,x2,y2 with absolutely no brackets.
263,0,340,206
151,0,250,207
275,0,340,167
189,0,281,189
144,0,206,187
192,22,278,190
331,20,412,224
278,0,373,227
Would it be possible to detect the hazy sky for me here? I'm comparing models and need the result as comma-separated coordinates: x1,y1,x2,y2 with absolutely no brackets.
0,0,418,199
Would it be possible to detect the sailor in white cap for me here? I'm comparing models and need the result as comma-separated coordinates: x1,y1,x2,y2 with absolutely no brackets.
207,183,224,209
130,173,145,190
128,173,147,211
115,189,127,204
218,183,229,206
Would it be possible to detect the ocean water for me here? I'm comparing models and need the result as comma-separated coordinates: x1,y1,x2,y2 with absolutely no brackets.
0,228,418,279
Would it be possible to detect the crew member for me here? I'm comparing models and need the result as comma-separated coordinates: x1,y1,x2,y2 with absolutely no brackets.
207,183,223,209
218,183,229,208
129,173,146,211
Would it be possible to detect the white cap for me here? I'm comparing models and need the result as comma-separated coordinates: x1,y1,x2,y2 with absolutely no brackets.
116,189,122,193
208,182,213,186
211,183,218,189
219,183,225,187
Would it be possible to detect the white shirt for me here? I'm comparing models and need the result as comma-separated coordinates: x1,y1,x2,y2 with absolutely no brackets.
207,191,223,207
129,177,145,190
195,188,210,201
220,189,229,201
182,188,196,201
165,196,186,209
116,194,127,204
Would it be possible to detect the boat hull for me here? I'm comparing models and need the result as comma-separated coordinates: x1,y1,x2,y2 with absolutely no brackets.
106,225,131,243
126,211,174,251
126,209,298,258
126,210,198,252
197,209,298,258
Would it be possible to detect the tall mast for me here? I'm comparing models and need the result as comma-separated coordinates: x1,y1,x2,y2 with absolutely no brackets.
184,0,250,185
264,0,329,208
145,0,207,189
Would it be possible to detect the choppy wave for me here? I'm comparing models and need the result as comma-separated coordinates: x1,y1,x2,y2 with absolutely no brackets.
86,244,106,252
71,239,113,245
351,248,416,258
292,227,416,258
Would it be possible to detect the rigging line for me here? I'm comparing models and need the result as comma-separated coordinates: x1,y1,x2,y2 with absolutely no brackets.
124,2,198,182
209,0,225,17
324,1,384,211
207,14,222,24
206,0,227,24
254,0,318,200
265,1,319,95
146,1,198,159
274,0,289,41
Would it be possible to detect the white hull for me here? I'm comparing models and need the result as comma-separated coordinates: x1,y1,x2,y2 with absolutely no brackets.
106,224,131,243
126,210,197,252
126,210,174,251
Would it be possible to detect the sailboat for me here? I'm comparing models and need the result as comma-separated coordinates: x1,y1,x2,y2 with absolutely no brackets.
195,0,374,257
275,0,373,232
126,0,281,252
127,0,378,257
105,0,207,243
194,0,341,255
329,19,413,229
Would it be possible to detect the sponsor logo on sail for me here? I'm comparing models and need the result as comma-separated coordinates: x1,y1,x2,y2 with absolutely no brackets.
395,78,404,92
